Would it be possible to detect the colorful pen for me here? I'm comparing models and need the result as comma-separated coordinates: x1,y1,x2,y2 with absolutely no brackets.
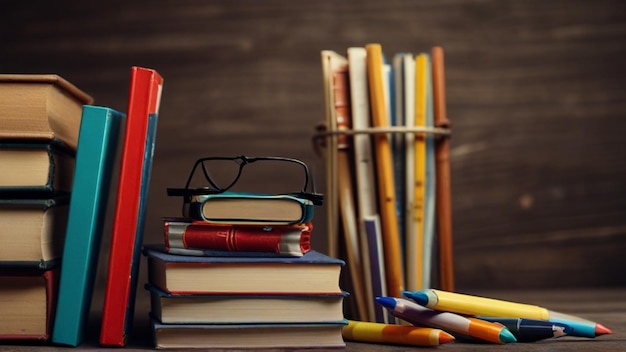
403,289,612,338
342,320,454,346
476,317,572,342
375,297,517,344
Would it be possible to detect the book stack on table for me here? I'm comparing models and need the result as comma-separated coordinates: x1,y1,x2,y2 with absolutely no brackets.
0,74,93,342
143,190,348,349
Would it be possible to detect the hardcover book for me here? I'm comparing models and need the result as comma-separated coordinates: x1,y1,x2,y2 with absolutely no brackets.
0,267,60,341
143,245,344,295
0,74,94,151
0,142,75,196
147,284,346,324
0,196,69,269
163,218,312,256
150,320,347,349
52,106,125,346
187,191,314,225
100,67,163,347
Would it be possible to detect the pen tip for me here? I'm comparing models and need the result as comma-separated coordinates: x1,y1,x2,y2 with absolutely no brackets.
595,323,612,336
439,331,455,344
499,328,517,344
552,326,568,338
374,296,397,309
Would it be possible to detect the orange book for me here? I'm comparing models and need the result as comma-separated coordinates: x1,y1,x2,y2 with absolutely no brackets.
365,43,403,298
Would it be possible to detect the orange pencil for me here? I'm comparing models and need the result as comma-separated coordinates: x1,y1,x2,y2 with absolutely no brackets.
365,43,403,298
431,46,454,291
342,320,454,346
376,297,517,344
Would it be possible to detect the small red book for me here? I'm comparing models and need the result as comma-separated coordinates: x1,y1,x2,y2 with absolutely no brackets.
163,218,312,257
100,67,163,347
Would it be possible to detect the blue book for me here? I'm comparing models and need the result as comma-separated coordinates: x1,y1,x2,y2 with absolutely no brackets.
188,191,315,225
51,106,124,346
143,244,344,295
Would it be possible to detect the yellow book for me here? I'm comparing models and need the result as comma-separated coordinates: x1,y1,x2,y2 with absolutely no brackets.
365,43,403,299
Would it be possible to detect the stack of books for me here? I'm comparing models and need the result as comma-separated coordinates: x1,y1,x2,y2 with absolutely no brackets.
0,74,93,342
144,184,348,349
319,44,453,323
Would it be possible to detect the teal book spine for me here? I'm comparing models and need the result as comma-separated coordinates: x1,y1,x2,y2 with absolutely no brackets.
51,106,124,346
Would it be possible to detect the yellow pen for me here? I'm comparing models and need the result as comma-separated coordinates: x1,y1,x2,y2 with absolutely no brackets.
342,320,454,346
403,289,612,338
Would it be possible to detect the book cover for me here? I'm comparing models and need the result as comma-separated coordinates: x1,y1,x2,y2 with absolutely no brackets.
100,67,163,347
0,196,69,269
163,218,312,256
147,284,346,324
143,244,344,295
364,215,389,323
0,142,75,197
188,191,314,225
0,267,60,341
52,106,125,346
0,74,94,151
365,43,404,298
150,319,347,349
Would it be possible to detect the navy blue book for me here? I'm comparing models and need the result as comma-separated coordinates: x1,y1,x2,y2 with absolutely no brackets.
143,244,344,295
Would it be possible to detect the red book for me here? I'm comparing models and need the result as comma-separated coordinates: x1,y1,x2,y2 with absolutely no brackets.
163,218,312,257
100,67,163,346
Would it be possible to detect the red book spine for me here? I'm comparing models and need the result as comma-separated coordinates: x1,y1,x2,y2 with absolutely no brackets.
164,221,312,255
100,67,163,347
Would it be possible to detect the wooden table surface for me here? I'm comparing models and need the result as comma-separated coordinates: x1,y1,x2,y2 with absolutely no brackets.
1,287,624,351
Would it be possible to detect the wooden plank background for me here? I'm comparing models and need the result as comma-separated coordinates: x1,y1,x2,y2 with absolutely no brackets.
1,0,625,319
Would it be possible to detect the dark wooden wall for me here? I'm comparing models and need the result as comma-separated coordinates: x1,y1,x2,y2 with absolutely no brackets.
2,0,625,317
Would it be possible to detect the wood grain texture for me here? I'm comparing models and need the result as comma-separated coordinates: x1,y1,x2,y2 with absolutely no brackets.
1,0,625,298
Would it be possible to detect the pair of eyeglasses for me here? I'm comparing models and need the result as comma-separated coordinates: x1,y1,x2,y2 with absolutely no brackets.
167,155,324,205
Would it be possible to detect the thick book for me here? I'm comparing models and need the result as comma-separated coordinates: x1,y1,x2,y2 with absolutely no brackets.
0,267,59,341
143,244,344,295
163,217,312,257
0,74,94,151
0,142,75,196
150,319,347,349
52,106,125,346
147,284,346,324
188,191,314,225
0,196,69,269
100,67,163,347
